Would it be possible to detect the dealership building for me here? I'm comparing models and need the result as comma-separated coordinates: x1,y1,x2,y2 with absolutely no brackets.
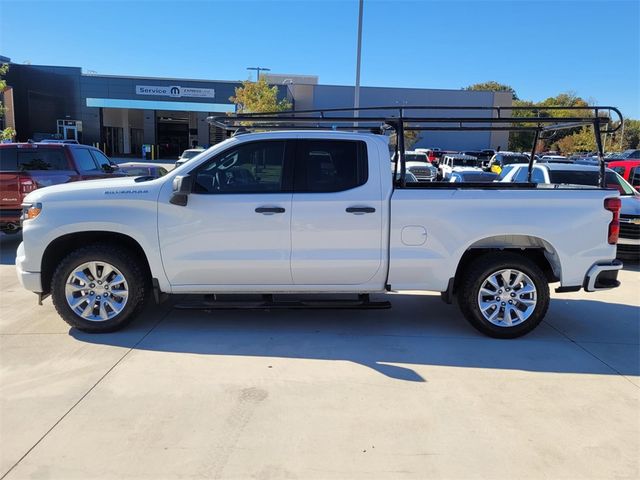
1,57,511,158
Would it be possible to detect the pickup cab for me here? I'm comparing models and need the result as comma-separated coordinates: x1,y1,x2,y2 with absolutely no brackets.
0,143,122,234
16,130,623,338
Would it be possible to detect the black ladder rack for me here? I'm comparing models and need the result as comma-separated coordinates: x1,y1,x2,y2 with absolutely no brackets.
208,105,624,188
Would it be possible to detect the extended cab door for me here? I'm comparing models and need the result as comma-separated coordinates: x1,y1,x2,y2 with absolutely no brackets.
158,140,294,286
290,138,384,285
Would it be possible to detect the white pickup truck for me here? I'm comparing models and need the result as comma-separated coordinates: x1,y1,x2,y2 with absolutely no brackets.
16,130,623,338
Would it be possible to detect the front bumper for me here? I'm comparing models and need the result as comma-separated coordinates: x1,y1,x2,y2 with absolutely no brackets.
15,242,42,292
583,260,623,292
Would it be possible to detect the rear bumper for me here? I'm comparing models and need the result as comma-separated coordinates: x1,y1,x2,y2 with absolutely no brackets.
15,242,42,292
0,209,22,224
583,260,623,292
618,237,640,246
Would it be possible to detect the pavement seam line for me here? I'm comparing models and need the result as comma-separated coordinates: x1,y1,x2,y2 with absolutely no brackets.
544,321,640,390
0,307,173,480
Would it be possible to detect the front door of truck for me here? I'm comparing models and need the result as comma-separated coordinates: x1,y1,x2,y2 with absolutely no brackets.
290,138,383,285
158,140,294,286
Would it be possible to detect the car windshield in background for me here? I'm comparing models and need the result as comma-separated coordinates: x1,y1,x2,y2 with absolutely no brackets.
549,171,637,195
404,154,428,162
502,155,528,165
181,150,203,160
453,158,479,167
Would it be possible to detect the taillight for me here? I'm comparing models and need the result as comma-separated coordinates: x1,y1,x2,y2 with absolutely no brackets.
604,197,621,244
18,176,37,194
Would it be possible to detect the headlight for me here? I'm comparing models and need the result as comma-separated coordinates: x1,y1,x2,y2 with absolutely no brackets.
22,202,43,220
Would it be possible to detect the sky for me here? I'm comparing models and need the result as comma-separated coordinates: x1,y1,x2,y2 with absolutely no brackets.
1,0,639,118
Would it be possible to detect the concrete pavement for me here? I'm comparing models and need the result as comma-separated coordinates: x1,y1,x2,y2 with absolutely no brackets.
1,232,638,479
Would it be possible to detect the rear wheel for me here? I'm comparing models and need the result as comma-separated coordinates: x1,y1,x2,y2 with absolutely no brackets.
457,252,550,338
51,245,147,333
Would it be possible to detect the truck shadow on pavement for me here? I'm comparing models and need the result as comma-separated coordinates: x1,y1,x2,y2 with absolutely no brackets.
0,233,21,265
70,293,640,383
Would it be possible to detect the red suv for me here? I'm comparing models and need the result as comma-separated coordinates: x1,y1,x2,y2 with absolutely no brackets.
607,159,640,190
0,142,123,234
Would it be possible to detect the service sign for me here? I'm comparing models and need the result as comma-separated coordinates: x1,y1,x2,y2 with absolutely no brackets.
135,85,215,99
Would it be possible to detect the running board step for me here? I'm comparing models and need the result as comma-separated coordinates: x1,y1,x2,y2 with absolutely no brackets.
175,294,391,310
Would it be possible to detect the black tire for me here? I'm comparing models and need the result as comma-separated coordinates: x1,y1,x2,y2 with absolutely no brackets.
457,252,550,339
51,244,148,333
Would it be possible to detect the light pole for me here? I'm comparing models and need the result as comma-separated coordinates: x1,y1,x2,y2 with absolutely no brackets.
354,0,364,120
247,67,271,81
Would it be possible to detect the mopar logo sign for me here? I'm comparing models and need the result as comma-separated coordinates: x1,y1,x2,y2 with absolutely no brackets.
136,85,215,99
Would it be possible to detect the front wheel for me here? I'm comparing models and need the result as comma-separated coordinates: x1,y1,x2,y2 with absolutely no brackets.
457,253,550,338
51,244,147,333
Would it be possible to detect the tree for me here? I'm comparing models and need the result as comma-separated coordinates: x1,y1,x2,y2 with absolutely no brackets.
0,63,16,141
555,127,596,154
229,77,292,114
507,93,593,152
607,119,640,151
464,81,519,101
389,129,420,150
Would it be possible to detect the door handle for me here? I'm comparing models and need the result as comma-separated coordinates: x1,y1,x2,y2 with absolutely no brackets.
255,207,286,214
346,206,376,214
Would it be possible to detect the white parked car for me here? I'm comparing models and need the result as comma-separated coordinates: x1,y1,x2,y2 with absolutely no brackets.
175,148,205,168
17,130,623,339
439,154,483,180
403,151,438,182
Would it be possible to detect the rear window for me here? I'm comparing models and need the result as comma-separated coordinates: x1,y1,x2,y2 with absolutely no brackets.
0,148,18,171
548,170,635,195
17,149,70,171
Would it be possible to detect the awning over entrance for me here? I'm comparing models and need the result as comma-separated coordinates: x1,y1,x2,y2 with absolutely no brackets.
86,98,236,113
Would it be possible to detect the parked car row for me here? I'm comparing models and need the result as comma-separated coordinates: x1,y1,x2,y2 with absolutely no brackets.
0,142,171,234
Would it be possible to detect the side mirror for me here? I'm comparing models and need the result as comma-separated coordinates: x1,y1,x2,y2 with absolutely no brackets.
170,175,193,206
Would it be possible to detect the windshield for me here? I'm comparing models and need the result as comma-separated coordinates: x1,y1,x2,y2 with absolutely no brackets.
405,153,428,162
452,158,479,167
548,170,637,195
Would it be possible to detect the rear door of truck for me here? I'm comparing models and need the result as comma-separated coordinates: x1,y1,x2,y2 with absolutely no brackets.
290,137,385,285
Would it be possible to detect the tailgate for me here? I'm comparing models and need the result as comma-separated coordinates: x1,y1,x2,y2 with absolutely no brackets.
0,172,23,210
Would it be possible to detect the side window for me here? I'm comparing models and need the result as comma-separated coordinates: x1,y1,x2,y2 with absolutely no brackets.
295,140,368,193
74,149,101,172
630,167,640,187
17,149,70,171
193,141,288,194
90,150,112,169
531,168,546,183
